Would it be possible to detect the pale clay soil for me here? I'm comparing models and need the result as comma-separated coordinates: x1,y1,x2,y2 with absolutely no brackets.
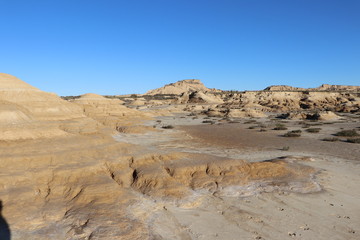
1,74,359,239
111,114,360,240
2,113,359,240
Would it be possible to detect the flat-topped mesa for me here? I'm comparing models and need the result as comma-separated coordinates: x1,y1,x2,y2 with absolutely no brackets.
263,84,360,92
264,85,306,91
312,84,360,92
177,79,203,84
146,79,213,95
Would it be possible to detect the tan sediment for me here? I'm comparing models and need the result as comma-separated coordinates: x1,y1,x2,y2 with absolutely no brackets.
0,74,359,239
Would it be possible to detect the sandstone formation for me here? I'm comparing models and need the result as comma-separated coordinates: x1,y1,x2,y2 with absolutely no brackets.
0,74,149,239
130,154,318,198
73,93,152,132
312,84,360,92
1,74,359,239
142,79,359,119
265,84,360,92
0,73,86,121
0,73,101,140
146,79,215,95
226,108,267,118
264,85,306,91
205,89,360,119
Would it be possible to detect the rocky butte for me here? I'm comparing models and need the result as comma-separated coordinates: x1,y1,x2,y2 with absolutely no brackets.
1,73,359,239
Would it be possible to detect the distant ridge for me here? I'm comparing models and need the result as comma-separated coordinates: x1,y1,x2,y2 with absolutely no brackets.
264,85,306,91
146,79,217,95
312,84,360,92
264,84,360,92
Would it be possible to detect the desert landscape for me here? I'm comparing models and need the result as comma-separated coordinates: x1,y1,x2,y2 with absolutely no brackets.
0,73,359,240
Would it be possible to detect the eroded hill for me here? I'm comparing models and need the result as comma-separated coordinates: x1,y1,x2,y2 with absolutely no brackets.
1,74,359,239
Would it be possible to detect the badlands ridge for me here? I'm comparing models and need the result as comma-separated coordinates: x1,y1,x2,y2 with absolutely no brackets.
0,74,359,240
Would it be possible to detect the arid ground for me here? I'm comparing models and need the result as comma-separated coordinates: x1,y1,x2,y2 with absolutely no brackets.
1,74,359,239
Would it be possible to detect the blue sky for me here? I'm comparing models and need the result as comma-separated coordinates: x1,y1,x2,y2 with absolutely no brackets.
1,0,359,95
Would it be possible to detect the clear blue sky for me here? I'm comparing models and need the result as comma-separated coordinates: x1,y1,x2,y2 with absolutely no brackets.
1,0,359,95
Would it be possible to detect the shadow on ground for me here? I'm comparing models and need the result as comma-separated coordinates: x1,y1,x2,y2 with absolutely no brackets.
0,200,11,240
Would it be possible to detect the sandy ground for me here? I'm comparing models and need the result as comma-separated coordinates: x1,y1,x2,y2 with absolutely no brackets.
140,155,360,240
2,113,359,239
179,119,360,161
1,74,359,239
115,115,360,240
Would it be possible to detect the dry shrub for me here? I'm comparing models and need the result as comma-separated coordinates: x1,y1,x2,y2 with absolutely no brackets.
283,130,302,137
306,128,321,133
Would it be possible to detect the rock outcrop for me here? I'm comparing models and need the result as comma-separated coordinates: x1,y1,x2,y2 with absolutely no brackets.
0,73,85,121
0,74,150,239
73,93,152,132
264,84,360,92
0,73,102,140
1,74,359,240
146,79,215,95
142,80,359,119
218,89,360,115
311,84,360,92
264,85,306,91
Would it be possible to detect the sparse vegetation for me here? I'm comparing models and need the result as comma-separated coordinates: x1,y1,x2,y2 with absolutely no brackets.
142,93,178,101
161,125,174,129
283,130,302,137
306,128,321,133
273,123,287,130
281,146,290,151
227,119,241,123
347,138,360,144
244,120,257,124
202,120,215,124
61,95,81,100
334,129,359,137
322,137,339,142
228,120,241,123
306,113,320,121
276,113,290,119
